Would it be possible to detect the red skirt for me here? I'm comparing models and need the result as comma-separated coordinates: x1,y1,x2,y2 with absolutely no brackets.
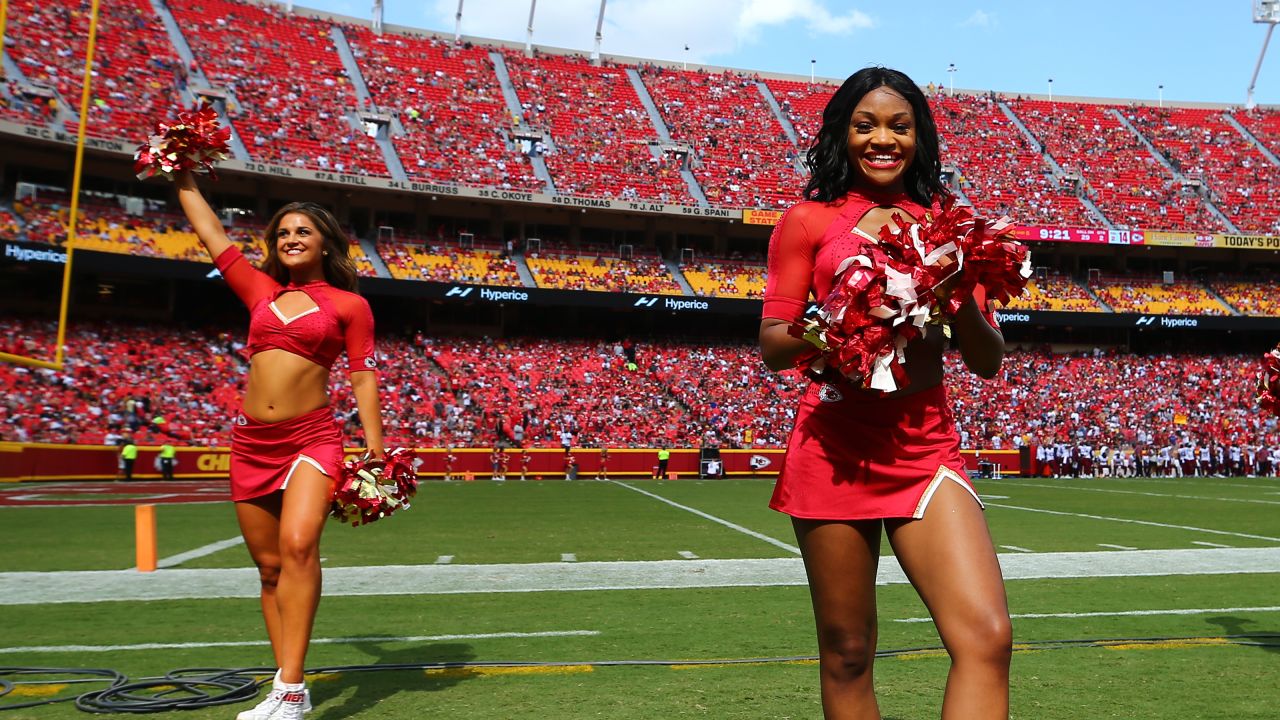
230,405,344,502
770,382,981,520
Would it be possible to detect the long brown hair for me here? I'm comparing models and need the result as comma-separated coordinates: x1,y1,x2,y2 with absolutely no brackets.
260,202,359,292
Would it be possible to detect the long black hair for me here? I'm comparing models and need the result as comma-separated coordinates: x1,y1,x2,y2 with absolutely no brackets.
803,66,946,207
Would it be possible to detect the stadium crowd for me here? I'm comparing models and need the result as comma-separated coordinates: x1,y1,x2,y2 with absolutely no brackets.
3,318,1276,477
2,0,1279,237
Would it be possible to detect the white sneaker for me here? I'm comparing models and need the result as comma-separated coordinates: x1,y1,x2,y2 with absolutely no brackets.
236,672,312,719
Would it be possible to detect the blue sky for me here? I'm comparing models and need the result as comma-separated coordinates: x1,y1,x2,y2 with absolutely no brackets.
291,0,1278,106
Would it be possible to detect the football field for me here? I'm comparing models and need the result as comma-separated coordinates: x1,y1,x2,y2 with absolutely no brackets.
1,475,1278,718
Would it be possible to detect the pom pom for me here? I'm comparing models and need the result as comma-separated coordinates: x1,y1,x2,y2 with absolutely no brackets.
330,448,420,527
134,104,231,181
918,197,1032,319
789,240,929,393
788,197,1031,393
1260,343,1280,417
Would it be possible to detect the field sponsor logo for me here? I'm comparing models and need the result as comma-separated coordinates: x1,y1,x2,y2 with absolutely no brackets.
4,243,67,264
445,286,474,298
1135,316,1156,326
633,297,660,307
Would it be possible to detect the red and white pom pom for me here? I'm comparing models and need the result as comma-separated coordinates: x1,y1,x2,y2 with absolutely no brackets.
330,448,420,527
789,239,929,393
787,198,1031,393
134,104,231,181
1260,343,1280,417
898,196,1032,319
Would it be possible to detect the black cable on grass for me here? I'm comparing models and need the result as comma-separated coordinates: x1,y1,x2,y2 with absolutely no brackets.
3,635,1278,713
74,668,267,714
0,668,126,712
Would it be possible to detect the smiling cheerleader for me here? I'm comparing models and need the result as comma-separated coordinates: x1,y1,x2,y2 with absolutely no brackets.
759,67,1014,720
174,167,384,720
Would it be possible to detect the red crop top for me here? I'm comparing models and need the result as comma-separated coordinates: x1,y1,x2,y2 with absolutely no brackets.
214,246,377,375
763,190,935,323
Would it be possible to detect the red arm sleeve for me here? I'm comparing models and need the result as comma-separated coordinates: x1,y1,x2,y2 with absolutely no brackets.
762,205,816,323
338,293,378,375
213,246,280,310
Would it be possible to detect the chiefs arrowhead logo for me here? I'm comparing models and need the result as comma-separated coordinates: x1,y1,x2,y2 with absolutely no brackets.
748,454,772,470
817,384,843,403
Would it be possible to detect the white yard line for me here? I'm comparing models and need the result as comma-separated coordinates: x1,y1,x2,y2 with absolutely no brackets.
434,556,454,565
984,502,1280,543
895,606,1280,623
1003,480,1280,506
1000,545,1034,553
153,536,244,570
678,551,700,559
560,553,577,563
1097,543,1138,550
0,630,601,655
4,547,1279,605
610,481,800,555
1191,541,1233,548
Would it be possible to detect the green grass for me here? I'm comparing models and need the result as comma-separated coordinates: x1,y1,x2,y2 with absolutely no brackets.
1,476,1278,718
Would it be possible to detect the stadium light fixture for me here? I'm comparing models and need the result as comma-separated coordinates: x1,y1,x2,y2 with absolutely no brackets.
591,0,606,66
1158,84,1164,108
947,63,956,98
526,0,537,57
455,0,464,42
1048,77,1053,102
1247,0,1280,108
811,59,816,84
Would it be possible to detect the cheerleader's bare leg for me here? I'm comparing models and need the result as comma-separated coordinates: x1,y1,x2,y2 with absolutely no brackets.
792,518,883,720
236,463,332,684
886,479,1011,720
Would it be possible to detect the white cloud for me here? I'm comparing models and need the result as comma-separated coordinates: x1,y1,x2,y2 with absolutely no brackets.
429,0,872,64
959,9,993,28
738,0,873,41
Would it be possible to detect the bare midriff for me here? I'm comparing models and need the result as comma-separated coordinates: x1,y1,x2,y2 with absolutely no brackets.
243,349,331,422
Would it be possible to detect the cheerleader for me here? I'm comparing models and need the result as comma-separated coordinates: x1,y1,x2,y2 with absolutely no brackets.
759,67,1011,719
176,170,384,720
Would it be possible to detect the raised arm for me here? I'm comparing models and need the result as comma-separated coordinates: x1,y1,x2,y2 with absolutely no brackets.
174,170,233,261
